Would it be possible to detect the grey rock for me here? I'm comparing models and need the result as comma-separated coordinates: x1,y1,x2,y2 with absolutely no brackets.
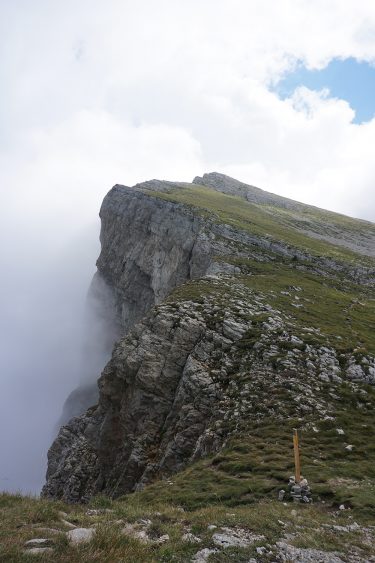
212,527,265,548
43,302,216,501
156,534,170,544
86,508,114,516
121,522,169,545
43,174,375,504
122,524,150,543
58,184,214,427
97,184,212,334
182,532,202,543
66,527,95,544
192,548,218,562
277,541,345,562
58,383,100,427
24,538,53,547
24,547,54,555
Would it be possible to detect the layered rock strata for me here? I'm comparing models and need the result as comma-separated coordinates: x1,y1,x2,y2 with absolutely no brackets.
43,174,375,502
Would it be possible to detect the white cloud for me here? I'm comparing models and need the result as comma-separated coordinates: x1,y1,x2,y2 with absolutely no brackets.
3,0,374,216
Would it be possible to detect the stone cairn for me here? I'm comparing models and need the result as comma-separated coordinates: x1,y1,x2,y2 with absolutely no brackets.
279,476,312,503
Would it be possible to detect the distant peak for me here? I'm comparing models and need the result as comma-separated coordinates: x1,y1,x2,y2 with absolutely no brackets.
193,172,301,210
193,172,257,192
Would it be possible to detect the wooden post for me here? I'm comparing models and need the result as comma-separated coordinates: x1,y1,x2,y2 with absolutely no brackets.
293,428,301,483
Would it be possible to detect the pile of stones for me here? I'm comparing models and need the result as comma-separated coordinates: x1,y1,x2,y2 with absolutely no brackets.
279,476,312,503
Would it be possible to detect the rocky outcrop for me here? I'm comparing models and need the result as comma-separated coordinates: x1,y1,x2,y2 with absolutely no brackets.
42,281,274,501
43,300,210,501
194,172,303,210
194,172,375,258
97,184,213,333
43,174,375,503
57,383,99,430
58,184,214,424
63,174,356,424
42,271,375,502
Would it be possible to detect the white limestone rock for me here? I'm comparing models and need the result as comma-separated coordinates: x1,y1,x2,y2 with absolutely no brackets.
24,547,54,555
67,527,95,545
192,548,218,562
212,527,265,548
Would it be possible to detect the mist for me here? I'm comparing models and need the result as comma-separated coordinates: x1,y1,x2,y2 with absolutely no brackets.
0,218,102,493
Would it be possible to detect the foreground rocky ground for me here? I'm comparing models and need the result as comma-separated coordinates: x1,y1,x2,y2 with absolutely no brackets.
1,491,375,562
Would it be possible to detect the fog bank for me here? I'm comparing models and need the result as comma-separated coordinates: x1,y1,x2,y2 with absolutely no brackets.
0,221,104,493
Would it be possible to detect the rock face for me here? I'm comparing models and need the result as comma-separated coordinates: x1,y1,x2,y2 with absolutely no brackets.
43,173,375,502
42,295,223,501
97,184,213,333
58,184,213,423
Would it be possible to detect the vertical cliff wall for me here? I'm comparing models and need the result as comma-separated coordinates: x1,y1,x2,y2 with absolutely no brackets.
96,184,212,333
44,175,375,503
57,184,213,424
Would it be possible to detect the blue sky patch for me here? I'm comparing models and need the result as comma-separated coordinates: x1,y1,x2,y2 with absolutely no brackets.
275,57,375,124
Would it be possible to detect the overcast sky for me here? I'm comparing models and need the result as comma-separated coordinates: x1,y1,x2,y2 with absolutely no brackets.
1,0,375,222
1,0,375,493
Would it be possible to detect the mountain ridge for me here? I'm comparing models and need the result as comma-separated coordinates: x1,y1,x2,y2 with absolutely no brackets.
138,172,375,258
42,173,375,509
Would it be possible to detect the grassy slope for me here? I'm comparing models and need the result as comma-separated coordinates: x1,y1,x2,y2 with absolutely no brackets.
2,490,374,562
147,183,374,265
147,277,375,516
155,182,375,357
140,398,375,514
240,263,375,354
142,184,375,516
262,200,375,249
2,184,375,561
171,262,375,354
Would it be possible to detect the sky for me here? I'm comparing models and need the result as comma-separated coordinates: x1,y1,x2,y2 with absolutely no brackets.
0,0,375,494
275,57,375,124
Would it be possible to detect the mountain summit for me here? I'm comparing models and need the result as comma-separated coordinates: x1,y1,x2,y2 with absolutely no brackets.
42,173,374,513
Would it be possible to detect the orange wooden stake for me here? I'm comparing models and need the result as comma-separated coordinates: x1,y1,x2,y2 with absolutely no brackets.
293,428,301,483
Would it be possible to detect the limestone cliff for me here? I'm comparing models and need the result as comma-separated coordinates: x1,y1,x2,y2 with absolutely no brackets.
58,184,213,424
96,184,213,333
43,174,375,503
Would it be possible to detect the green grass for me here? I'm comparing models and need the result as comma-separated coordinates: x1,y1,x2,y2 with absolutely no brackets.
2,388,375,558
168,259,375,354
156,249,375,523
137,398,375,518
238,261,375,354
146,184,374,266
2,484,375,562
263,199,375,239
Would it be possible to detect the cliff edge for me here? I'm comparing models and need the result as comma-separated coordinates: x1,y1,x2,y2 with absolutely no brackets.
43,174,375,503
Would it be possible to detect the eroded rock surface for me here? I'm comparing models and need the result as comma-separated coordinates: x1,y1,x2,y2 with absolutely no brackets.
97,184,213,333
42,274,374,502
43,174,375,503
